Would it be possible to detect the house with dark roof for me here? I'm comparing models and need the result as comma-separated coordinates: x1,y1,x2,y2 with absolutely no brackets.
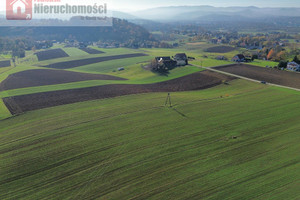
287,62,300,72
155,57,177,71
232,54,246,62
174,53,188,66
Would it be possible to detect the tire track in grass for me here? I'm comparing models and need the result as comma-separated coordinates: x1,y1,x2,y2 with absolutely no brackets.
254,179,300,200
227,173,300,200
0,144,121,186
0,106,164,149
2,118,251,199
69,114,140,199
0,94,166,135
7,124,295,199
88,130,289,199
3,126,224,199
3,111,294,198
109,127,299,198
187,159,300,200
180,139,300,199
128,147,299,200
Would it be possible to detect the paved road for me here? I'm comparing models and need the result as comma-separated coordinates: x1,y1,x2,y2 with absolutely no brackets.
193,64,300,92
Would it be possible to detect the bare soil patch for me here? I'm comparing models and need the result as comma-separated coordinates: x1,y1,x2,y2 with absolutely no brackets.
79,48,104,54
0,69,126,91
206,46,236,53
3,70,235,114
41,53,148,69
0,60,11,68
35,49,69,61
214,64,300,89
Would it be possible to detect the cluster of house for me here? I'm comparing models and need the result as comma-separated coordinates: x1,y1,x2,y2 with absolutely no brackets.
34,40,55,50
287,62,300,72
154,53,189,71
231,54,300,72
64,40,91,48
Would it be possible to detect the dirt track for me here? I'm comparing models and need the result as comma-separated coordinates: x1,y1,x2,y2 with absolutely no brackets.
0,69,126,91
3,70,235,115
214,64,300,89
41,53,148,69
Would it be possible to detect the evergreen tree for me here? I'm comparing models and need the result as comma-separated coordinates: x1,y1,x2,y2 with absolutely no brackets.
292,56,300,64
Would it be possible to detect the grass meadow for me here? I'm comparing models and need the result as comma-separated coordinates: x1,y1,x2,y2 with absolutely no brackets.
0,80,299,199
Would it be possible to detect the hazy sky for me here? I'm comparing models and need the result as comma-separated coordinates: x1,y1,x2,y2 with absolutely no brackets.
1,0,299,13
112,0,300,11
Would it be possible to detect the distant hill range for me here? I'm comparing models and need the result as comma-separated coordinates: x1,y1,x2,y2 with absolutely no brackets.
0,18,155,45
129,6,300,22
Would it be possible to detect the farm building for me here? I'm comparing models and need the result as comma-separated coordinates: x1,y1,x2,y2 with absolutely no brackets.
155,57,177,70
287,62,300,72
152,53,188,72
232,54,246,62
174,53,188,66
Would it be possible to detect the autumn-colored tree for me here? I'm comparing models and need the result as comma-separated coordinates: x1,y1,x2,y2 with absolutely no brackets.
150,58,158,69
276,51,287,61
267,49,275,60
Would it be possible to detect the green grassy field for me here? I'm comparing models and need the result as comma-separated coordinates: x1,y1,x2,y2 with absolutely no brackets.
0,66,14,74
63,47,89,57
0,99,11,120
70,56,153,74
0,54,12,59
0,80,299,199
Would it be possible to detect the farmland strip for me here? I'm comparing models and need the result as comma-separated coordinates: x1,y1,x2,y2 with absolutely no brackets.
214,64,300,89
0,69,126,91
3,70,236,114
79,48,104,54
42,53,148,69
0,60,11,68
35,49,69,61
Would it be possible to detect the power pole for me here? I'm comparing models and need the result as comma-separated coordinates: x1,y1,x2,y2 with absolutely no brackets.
165,93,172,107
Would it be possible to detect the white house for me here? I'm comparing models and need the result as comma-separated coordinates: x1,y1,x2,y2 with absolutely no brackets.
287,62,300,72
232,54,246,62
10,0,28,14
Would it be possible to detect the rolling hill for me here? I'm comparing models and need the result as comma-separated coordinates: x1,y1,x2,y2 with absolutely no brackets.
132,6,300,22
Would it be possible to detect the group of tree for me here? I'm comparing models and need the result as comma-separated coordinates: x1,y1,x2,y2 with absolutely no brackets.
277,56,300,69
0,38,28,58
264,47,287,62
0,37,54,58
0,18,159,49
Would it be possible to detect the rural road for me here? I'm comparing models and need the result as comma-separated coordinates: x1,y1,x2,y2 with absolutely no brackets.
193,64,300,92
